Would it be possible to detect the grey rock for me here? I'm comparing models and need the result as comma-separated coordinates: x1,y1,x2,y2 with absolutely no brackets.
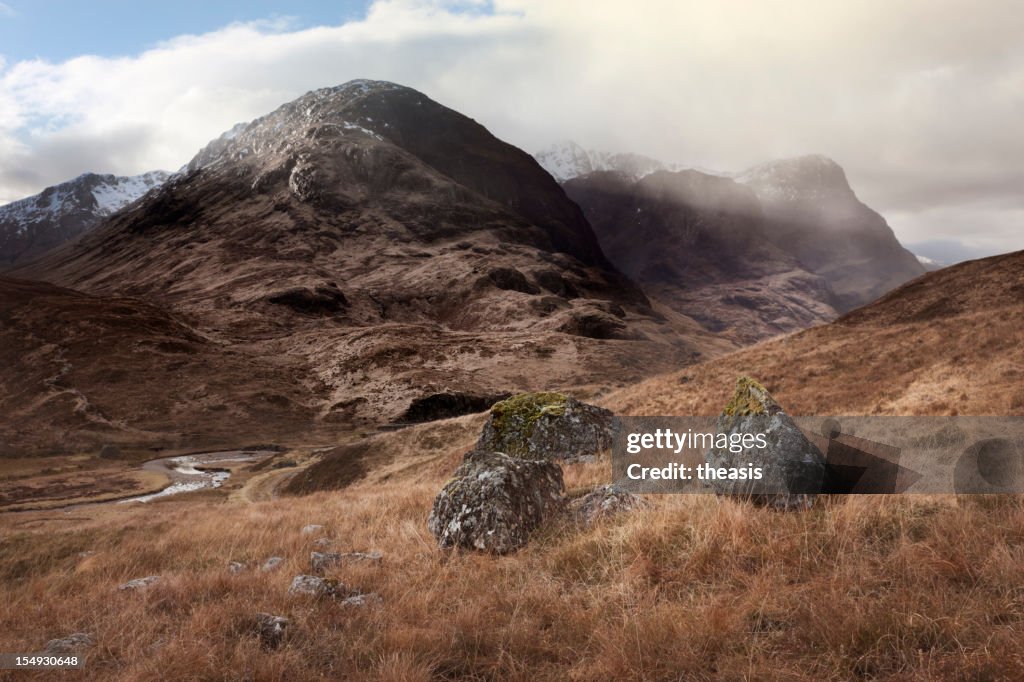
572,484,645,526
310,550,383,573
261,557,284,572
476,392,614,462
227,561,246,574
428,450,565,554
255,613,289,649
341,592,382,607
118,575,160,591
310,551,341,573
300,524,324,535
312,537,334,548
705,377,826,511
44,632,93,654
287,574,350,599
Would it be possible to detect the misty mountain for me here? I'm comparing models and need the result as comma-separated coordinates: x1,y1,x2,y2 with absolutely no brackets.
737,155,925,311
564,169,840,343
534,141,678,183
0,171,169,269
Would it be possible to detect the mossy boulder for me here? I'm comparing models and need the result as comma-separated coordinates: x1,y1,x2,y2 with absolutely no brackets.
428,450,565,554
477,392,614,462
706,376,826,511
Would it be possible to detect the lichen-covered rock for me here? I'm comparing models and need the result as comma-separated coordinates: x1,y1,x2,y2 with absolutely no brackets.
255,613,288,649
44,633,93,655
571,484,645,526
287,574,351,599
705,377,826,510
428,450,565,553
476,392,614,462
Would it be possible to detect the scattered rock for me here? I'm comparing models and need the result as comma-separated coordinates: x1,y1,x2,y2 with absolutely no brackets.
341,593,382,607
301,524,324,535
118,576,161,591
477,392,614,462
227,561,247,574
255,613,289,649
705,377,826,510
428,450,565,554
287,574,351,599
571,484,645,526
310,551,341,573
261,557,284,572
44,633,93,655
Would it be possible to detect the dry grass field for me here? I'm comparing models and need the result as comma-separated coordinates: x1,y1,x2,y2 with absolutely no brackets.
2,414,1024,681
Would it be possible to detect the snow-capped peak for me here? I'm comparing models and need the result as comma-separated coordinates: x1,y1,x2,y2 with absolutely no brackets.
533,141,679,183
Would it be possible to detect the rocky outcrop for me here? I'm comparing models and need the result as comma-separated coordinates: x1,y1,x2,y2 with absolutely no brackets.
428,450,565,553
705,377,826,510
476,392,614,462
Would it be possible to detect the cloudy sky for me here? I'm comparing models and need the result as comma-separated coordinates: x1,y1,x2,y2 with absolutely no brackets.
1,0,1021,260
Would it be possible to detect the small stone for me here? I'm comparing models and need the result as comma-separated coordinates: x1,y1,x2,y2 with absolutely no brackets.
44,633,93,655
310,551,341,573
300,524,324,535
255,613,289,649
261,557,284,572
341,592,382,607
572,484,645,526
287,574,350,599
227,561,246,574
118,576,160,591
312,538,334,548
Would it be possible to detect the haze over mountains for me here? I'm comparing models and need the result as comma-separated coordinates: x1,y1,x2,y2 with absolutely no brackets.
0,81,982,455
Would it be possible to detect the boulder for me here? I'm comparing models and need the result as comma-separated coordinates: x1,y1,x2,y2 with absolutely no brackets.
571,484,645,526
44,633,93,655
477,392,614,462
428,450,565,553
705,377,826,510
118,575,161,591
255,613,289,649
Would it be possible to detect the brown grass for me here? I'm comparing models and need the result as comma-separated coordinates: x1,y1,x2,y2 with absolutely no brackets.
3,438,1024,680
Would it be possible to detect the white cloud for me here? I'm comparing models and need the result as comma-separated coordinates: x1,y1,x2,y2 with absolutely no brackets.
0,0,1022,255
0,3,16,18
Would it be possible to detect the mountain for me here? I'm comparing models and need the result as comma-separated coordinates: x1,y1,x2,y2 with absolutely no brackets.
564,169,840,343
5,80,728,454
0,171,169,268
534,141,675,183
737,155,925,311
606,249,1024,417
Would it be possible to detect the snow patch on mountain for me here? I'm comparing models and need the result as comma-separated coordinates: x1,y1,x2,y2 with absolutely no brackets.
534,141,681,183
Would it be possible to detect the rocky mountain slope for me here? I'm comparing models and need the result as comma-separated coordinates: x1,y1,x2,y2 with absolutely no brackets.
0,171,169,268
4,80,728,454
737,155,925,310
534,141,676,183
564,170,840,343
606,249,1024,418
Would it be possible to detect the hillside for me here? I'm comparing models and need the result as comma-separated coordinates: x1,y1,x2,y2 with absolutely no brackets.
605,250,1024,417
2,81,730,454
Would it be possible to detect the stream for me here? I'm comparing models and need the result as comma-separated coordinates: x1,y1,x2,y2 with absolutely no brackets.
119,450,273,503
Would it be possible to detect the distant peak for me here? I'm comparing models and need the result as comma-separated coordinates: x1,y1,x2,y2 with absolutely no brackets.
737,154,851,199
